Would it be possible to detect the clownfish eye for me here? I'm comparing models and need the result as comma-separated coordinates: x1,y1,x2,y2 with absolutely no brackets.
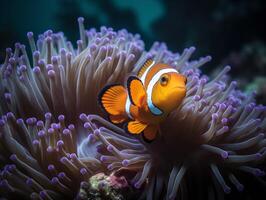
160,75,169,86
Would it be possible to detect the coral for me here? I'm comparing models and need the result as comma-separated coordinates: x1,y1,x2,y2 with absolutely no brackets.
220,41,266,88
77,172,136,200
245,77,266,104
216,41,266,105
0,17,265,200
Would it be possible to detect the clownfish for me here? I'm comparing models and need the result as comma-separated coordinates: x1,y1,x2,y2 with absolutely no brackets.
98,59,187,142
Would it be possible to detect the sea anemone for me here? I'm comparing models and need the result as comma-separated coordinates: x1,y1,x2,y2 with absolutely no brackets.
0,17,265,200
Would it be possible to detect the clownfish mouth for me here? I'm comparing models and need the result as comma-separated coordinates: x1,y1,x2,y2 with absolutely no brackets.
173,86,186,90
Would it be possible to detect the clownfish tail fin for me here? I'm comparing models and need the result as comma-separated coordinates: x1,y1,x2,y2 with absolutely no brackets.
98,84,128,124
142,125,158,142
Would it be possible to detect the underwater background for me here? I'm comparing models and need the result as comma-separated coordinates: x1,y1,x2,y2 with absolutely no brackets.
0,1,266,200
1,0,266,99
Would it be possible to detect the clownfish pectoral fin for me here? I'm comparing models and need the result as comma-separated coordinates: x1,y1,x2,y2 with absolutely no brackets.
127,76,146,108
109,114,126,124
98,84,127,116
143,125,158,142
137,59,154,78
125,120,148,135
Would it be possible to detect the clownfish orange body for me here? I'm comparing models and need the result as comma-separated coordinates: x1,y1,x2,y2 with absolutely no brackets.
98,59,187,142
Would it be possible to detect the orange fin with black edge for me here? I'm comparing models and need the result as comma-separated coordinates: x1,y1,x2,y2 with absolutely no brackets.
137,59,154,78
98,84,127,116
143,125,158,142
109,114,126,124
125,120,148,135
127,76,146,108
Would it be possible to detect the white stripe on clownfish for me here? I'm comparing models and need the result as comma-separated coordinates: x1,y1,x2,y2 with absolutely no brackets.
125,95,133,119
140,60,155,83
147,68,179,115
125,60,155,119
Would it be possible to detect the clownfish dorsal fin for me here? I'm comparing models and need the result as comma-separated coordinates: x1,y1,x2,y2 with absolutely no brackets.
137,59,154,78
127,76,146,108
125,120,148,135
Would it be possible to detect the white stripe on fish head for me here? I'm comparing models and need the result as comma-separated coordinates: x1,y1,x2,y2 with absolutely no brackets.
147,68,179,115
